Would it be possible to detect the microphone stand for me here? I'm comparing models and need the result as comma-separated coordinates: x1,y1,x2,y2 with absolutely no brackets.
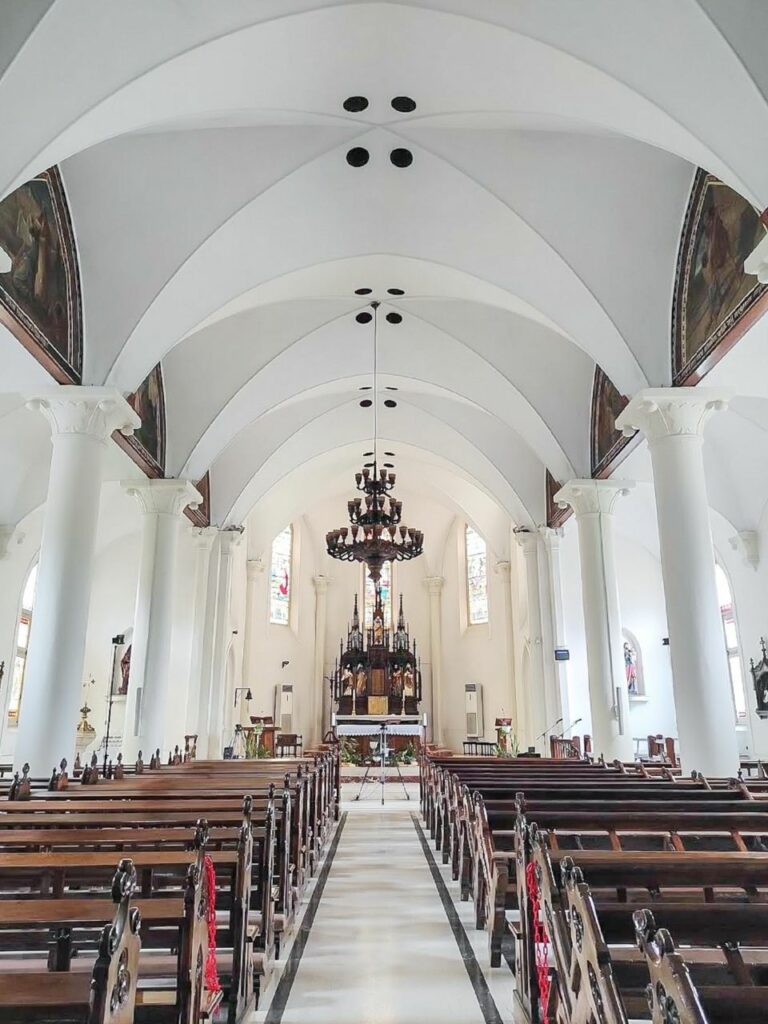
535,716,564,749
102,634,124,776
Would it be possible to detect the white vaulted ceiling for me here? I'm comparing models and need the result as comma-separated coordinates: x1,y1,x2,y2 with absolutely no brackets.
2,0,768,533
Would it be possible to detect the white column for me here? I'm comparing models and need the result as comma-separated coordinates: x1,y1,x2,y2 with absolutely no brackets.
121,480,202,762
313,574,331,745
184,526,218,737
425,576,444,744
243,558,265,694
15,388,139,770
540,527,570,731
555,480,635,762
203,529,242,758
493,560,519,731
516,532,550,751
617,388,739,776
195,539,221,749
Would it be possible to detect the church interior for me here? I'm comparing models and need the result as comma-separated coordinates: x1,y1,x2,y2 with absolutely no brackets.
2,2,768,1022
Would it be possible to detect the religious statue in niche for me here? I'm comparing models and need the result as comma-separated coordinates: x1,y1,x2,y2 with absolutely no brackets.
341,666,354,696
0,168,83,382
355,663,367,696
749,638,768,719
119,644,131,696
624,640,639,695
391,666,403,697
403,664,415,697
672,170,767,384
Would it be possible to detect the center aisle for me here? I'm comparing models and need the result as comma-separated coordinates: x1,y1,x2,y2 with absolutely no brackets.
254,785,517,1024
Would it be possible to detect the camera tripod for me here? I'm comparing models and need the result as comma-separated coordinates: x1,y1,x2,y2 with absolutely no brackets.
354,723,410,805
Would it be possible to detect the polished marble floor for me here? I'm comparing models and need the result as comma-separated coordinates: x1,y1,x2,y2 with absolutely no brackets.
253,783,519,1024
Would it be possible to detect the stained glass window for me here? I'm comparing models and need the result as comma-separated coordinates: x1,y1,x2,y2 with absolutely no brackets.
269,526,292,625
715,564,746,720
364,561,392,628
465,525,488,625
9,563,38,723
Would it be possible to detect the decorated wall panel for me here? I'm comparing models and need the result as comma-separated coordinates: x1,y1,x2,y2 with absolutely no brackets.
0,167,82,382
590,366,632,478
672,169,768,384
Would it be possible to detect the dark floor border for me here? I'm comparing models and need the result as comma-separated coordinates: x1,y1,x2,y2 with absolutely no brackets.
411,813,505,1024
264,812,348,1024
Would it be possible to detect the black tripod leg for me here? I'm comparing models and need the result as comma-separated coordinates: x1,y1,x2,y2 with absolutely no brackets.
394,758,410,799
354,762,372,801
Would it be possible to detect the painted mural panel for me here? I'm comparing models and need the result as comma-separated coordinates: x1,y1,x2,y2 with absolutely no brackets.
672,170,767,384
0,167,82,382
590,366,631,478
117,363,166,477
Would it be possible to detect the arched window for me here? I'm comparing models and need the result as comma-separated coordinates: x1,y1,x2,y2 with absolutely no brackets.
465,525,488,625
364,561,392,628
9,563,38,724
715,564,747,720
269,526,292,625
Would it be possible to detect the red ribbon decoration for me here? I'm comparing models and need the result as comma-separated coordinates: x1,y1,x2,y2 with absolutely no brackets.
526,860,551,1023
203,854,221,993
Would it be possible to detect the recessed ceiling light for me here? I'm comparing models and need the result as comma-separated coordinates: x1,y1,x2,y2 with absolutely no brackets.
343,96,369,112
386,312,403,324
356,311,373,324
390,148,413,168
384,399,398,408
360,399,373,408
387,287,405,296
346,147,369,167
355,287,372,295
391,96,416,113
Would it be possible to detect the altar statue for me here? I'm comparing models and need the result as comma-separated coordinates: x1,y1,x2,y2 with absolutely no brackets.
355,663,368,695
341,666,354,695
391,666,403,696
403,664,415,697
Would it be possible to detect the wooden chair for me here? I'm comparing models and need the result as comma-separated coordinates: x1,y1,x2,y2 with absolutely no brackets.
276,734,302,757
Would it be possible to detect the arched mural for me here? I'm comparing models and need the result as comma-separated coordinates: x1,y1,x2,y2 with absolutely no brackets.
0,167,82,382
590,366,632,478
672,169,768,384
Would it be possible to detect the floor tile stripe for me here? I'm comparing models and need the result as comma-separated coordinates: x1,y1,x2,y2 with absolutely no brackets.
411,812,505,1024
264,812,348,1024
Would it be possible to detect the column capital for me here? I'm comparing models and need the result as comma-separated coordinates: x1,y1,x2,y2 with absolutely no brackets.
124,478,202,517
219,526,244,556
27,386,139,443
424,575,445,595
514,528,540,555
494,560,511,576
538,525,563,548
0,526,17,561
191,525,218,550
729,530,760,571
313,574,332,593
616,387,732,443
555,478,634,517
246,557,266,581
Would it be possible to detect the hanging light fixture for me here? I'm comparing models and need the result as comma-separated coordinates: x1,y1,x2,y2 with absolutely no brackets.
326,302,424,582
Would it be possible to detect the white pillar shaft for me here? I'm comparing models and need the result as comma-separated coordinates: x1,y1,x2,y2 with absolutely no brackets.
15,433,104,770
426,579,444,744
573,511,633,761
650,433,739,774
522,544,549,749
205,534,239,758
312,578,329,745
185,530,217,736
616,388,739,776
195,545,221,748
495,563,518,731
541,532,570,730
